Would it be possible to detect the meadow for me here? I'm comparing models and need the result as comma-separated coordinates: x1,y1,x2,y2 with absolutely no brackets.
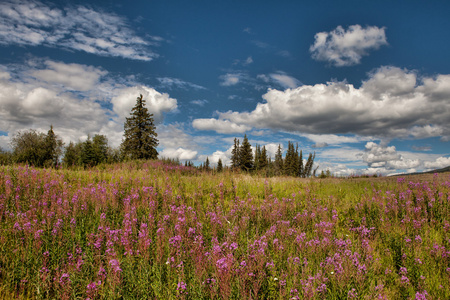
0,161,449,299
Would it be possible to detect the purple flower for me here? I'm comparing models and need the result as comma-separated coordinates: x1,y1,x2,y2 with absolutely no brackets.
348,288,358,299
177,281,187,293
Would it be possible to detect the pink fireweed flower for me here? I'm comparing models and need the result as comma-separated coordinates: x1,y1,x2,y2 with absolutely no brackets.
401,275,410,285
59,273,71,284
177,281,187,293
348,288,358,299
415,290,429,300
109,259,122,273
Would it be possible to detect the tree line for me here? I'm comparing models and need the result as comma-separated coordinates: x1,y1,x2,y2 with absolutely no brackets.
0,94,158,168
226,134,317,177
0,94,318,177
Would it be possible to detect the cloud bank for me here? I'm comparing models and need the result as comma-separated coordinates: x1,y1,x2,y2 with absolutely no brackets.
195,66,450,140
0,0,158,60
0,60,178,149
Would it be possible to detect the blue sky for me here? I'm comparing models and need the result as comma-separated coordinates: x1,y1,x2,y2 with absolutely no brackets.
0,0,449,175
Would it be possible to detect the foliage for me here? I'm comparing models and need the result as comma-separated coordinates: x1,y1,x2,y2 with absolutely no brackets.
1,163,449,299
121,94,158,160
10,127,63,167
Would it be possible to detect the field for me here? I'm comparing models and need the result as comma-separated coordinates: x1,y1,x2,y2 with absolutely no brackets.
0,161,449,299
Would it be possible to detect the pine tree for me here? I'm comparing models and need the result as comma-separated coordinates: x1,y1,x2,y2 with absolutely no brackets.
63,141,81,166
274,144,284,175
239,134,253,171
205,157,210,171
217,158,223,172
259,146,268,170
92,134,109,165
81,137,96,167
254,144,261,171
122,94,158,160
298,150,304,177
231,138,240,170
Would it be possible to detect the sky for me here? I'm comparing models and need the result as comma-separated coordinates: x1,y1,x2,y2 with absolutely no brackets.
0,0,449,176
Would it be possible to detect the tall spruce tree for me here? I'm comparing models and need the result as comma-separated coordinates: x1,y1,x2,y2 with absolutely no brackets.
239,134,253,171
259,145,268,170
231,138,240,170
217,158,223,172
274,144,284,175
122,94,158,160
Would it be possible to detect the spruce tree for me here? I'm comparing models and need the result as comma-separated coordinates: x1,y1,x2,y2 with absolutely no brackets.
239,134,253,171
205,157,210,171
274,144,284,175
254,144,261,171
259,146,268,170
231,138,240,170
63,141,80,166
122,94,158,160
217,158,223,172
92,134,109,165
298,150,304,177
81,137,96,167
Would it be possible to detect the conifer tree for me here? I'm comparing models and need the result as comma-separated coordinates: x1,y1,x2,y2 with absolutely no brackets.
217,158,223,172
298,150,304,177
92,134,109,165
239,134,253,171
254,144,261,171
274,144,284,175
259,145,268,170
122,94,158,160
231,138,240,170
81,137,96,167
63,141,81,166
205,157,210,171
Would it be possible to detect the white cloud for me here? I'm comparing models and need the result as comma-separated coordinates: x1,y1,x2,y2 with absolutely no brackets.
310,25,387,66
219,73,243,86
268,72,301,89
192,118,251,134
190,99,208,106
160,147,198,160
111,86,177,124
0,60,178,149
0,0,157,60
197,66,450,140
31,60,107,91
157,77,205,90
423,157,450,170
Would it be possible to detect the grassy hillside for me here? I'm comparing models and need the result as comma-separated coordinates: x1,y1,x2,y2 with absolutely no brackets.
1,161,449,299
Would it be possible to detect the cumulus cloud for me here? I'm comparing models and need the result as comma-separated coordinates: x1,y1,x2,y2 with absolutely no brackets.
195,66,450,140
31,60,107,91
0,60,178,149
0,0,158,60
111,86,177,124
192,119,251,134
424,156,450,170
159,147,198,160
310,25,387,66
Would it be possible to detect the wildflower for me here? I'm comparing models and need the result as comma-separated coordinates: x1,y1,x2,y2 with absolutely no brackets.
401,275,410,285
177,281,187,293
59,273,71,284
415,290,428,300
348,288,358,299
